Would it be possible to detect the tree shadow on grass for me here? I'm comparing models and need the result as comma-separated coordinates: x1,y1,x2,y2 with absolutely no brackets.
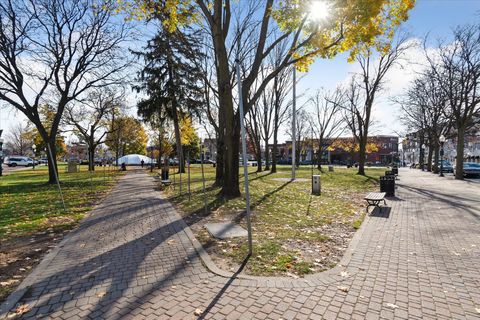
247,171,274,183
250,180,292,211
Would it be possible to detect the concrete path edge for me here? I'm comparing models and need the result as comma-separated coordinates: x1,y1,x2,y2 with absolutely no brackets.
158,185,374,287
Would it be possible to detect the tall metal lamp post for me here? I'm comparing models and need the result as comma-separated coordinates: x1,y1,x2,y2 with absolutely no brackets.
32,144,36,170
0,129,3,177
439,134,446,177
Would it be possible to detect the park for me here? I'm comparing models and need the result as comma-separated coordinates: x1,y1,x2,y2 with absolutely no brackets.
0,0,479,319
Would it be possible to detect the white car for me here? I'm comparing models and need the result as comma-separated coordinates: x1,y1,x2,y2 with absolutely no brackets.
4,156,35,167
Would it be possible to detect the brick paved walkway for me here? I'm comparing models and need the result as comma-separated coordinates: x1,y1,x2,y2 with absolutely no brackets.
2,169,479,319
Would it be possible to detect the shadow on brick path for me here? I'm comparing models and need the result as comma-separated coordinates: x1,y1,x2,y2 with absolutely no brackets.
7,173,213,319
3,169,480,319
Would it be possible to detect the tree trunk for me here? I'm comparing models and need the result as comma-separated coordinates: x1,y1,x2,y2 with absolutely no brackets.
271,119,279,173
171,102,185,173
317,147,324,172
427,142,433,172
357,136,367,175
88,138,95,171
264,136,270,171
271,131,278,173
157,128,162,169
46,139,59,184
433,145,440,173
213,25,241,197
214,134,224,186
417,136,423,170
455,126,465,180
222,113,241,197
255,137,262,173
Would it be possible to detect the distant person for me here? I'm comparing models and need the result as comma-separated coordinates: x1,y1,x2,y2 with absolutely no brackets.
121,162,126,171
141,159,145,168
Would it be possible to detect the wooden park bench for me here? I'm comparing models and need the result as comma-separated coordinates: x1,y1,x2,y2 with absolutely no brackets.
364,192,387,212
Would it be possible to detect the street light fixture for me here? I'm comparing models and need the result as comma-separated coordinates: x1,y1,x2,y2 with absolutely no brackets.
439,134,446,177
32,144,37,170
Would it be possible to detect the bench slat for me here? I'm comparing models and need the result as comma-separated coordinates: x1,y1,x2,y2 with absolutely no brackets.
364,192,386,200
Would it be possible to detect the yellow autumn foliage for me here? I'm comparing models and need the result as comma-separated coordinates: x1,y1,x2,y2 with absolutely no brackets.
117,0,414,69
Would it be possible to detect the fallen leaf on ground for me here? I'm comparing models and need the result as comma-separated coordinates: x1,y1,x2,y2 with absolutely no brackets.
96,292,106,298
337,286,349,293
194,308,203,316
340,271,349,278
386,303,398,309
1,279,20,286
475,308,480,314
15,304,31,315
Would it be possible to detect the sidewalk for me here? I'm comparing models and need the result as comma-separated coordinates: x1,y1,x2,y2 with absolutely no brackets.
2,169,479,319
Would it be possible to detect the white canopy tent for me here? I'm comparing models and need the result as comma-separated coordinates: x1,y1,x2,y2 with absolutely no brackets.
116,154,154,165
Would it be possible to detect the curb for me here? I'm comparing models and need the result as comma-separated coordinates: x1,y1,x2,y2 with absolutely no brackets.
157,176,374,288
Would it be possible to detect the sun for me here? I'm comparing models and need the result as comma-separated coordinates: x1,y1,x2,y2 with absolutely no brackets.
309,1,331,22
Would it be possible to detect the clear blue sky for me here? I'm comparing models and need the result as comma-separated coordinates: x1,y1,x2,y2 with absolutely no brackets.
297,0,480,137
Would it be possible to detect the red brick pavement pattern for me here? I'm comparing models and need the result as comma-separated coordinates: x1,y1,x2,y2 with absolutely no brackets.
3,169,480,319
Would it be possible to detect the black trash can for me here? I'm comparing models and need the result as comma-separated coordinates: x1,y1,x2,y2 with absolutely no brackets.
385,170,395,177
380,175,395,197
161,168,169,180
392,167,398,175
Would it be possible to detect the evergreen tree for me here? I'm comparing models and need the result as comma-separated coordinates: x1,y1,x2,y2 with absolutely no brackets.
133,26,204,173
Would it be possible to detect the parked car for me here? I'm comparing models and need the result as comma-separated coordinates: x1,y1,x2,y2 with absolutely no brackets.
38,158,48,164
459,162,480,177
437,160,454,173
4,156,34,167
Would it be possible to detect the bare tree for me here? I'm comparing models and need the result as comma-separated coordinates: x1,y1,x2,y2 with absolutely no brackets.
426,24,480,179
311,88,345,171
246,103,263,172
5,122,33,156
0,0,130,183
194,0,348,197
286,107,311,167
64,88,124,171
343,35,411,175
397,69,450,171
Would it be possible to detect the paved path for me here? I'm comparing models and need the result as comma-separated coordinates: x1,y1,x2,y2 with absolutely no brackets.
2,169,479,319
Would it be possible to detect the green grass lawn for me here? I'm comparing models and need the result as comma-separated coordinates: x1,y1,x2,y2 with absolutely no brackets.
162,164,384,276
0,164,123,241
